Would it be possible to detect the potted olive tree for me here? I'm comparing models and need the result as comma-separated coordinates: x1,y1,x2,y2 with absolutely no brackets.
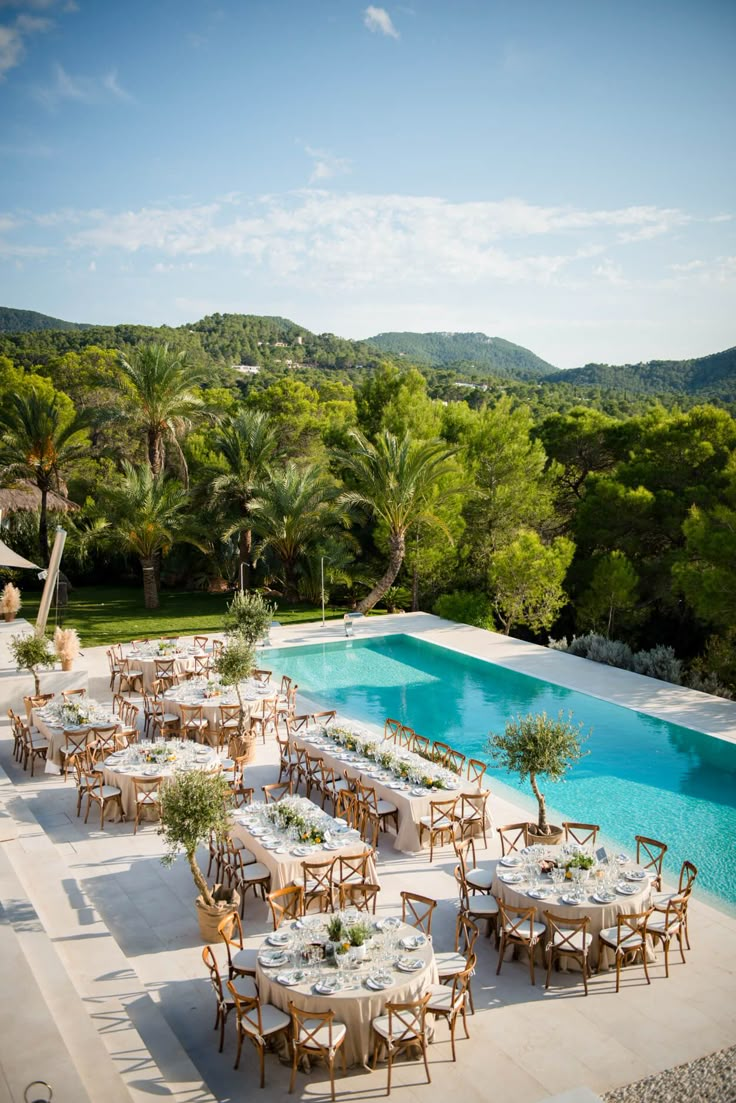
214,634,257,763
1,582,22,622
10,633,55,695
159,768,239,942
488,711,588,845
224,589,275,647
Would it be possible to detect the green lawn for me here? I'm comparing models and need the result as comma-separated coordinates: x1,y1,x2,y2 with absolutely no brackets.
19,586,349,648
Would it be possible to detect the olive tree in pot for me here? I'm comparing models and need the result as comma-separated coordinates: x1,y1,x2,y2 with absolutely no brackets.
224,589,275,648
488,711,588,845
159,768,239,942
10,633,55,695
214,635,257,762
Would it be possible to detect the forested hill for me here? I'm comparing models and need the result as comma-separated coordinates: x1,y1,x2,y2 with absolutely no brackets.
366,331,557,379
546,347,736,401
0,306,91,332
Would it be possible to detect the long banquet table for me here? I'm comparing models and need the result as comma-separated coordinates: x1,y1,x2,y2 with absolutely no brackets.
289,727,489,853
229,797,378,891
256,915,437,1066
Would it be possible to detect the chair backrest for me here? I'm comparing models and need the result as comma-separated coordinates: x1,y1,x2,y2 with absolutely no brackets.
563,822,599,846
252,668,272,685
384,718,402,743
194,636,209,649
63,728,91,755
497,899,538,941
337,880,380,912
62,687,87,701
447,954,476,1009
466,758,488,786
219,703,241,724
455,912,479,957
432,739,451,765
229,983,266,1034
411,733,431,757
262,781,292,803
267,883,304,928
217,910,243,969
357,781,379,815
202,945,225,1005
211,639,224,658
401,891,436,935
180,703,204,723
459,790,489,822
679,860,698,895
396,724,414,749
280,675,292,695
154,658,176,677
312,709,336,728
335,788,359,827
429,797,458,827
453,835,479,880
193,655,212,676
445,748,466,774
132,776,161,805
635,835,667,877
385,993,430,1043
335,849,372,883
658,897,687,932
290,1003,339,1051
615,909,653,944
287,715,311,736
543,911,590,954
497,822,529,855
89,725,119,754
302,858,335,899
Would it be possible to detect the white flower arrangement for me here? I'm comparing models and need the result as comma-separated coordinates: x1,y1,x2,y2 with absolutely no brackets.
328,726,456,790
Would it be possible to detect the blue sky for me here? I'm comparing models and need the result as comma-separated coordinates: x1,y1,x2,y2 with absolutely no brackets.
0,0,734,368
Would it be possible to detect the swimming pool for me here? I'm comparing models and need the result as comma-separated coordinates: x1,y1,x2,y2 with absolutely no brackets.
265,633,736,911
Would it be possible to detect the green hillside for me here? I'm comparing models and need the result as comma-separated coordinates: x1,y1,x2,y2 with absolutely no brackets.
0,306,91,332
546,347,736,401
366,330,557,379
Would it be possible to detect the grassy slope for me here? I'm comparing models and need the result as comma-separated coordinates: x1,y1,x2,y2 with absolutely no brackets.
18,586,349,648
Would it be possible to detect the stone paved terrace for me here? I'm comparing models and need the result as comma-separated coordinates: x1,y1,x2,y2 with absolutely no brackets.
0,614,735,1103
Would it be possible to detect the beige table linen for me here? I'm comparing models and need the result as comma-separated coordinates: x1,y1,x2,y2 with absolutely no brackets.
164,681,283,746
492,853,653,966
290,732,488,854
100,744,220,819
256,919,437,1065
33,707,118,772
230,816,377,892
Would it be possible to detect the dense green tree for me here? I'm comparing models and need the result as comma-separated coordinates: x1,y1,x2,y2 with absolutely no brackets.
0,389,89,561
337,430,461,613
488,531,575,635
116,343,206,480
674,467,736,632
576,551,640,637
208,410,279,587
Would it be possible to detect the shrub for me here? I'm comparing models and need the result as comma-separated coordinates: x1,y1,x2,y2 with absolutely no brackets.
564,632,635,669
632,645,682,684
434,590,494,630
382,585,411,612
224,589,275,646
9,633,55,694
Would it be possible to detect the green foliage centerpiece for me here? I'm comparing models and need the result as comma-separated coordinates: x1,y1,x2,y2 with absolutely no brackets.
159,768,235,941
488,711,588,842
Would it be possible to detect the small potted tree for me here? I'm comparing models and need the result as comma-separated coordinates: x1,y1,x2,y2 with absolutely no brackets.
224,589,275,647
214,634,257,763
159,768,239,942
1,582,22,622
54,626,81,672
488,711,588,845
10,633,55,695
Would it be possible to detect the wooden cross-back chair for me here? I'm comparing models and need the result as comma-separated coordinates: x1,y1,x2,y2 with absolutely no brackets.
400,890,436,936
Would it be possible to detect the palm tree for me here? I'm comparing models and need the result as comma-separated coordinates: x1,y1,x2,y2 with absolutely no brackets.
250,464,349,602
0,390,89,561
338,429,460,613
208,410,278,587
105,464,197,608
116,343,205,481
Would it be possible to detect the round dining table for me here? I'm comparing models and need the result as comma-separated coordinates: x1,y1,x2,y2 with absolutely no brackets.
256,915,437,1066
491,846,653,967
163,679,282,745
99,740,220,819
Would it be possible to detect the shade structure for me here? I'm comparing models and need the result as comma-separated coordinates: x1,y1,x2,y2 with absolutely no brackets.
0,537,39,570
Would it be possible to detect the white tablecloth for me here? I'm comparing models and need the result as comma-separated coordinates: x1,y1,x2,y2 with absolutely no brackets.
99,743,220,818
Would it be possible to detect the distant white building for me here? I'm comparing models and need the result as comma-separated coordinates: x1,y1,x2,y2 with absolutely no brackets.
233,364,260,375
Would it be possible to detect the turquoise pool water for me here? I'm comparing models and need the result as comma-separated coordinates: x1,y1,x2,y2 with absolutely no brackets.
265,634,736,910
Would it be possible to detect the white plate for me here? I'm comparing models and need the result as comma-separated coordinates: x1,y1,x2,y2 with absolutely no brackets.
267,932,291,946
400,934,426,949
616,883,638,895
259,951,288,966
324,842,342,850
527,888,552,899
366,976,392,991
560,895,583,906
499,857,521,867
314,980,341,995
625,870,647,881
291,846,312,857
499,873,525,884
593,893,617,904
395,957,423,972
277,971,305,986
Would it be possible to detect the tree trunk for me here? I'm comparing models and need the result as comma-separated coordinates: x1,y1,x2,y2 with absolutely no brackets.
239,528,253,589
141,557,159,609
147,428,164,476
32,667,41,696
283,559,300,603
529,772,548,832
38,482,49,563
188,850,214,907
357,530,405,614
411,530,419,612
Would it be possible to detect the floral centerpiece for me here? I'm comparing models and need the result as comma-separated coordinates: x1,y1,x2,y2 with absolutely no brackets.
202,678,222,699
328,725,455,790
157,639,179,655
145,741,178,764
60,701,93,726
265,794,328,845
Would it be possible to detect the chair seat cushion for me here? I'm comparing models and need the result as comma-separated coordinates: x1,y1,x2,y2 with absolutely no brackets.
240,1001,291,1036
231,947,258,974
240,862,270,882
652,892,677,910
551,927,589,952
231,841,256,865
420,815,454,829
426,983,462,1013
376,800,398,816
646,914,681,934
100,785,122,798
230,974,258,1000
371,1013,421,1042
504,920,546,939
435,951,467,976
297,1020,347,1048
466,868,493,890
468,894,498,915
599,927,644,949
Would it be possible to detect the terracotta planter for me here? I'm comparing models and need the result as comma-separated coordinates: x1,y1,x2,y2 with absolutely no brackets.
3,612,16,622
195,884,240,943
527,824,564,847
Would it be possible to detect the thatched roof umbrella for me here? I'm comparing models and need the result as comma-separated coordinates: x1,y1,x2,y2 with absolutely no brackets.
0,481,79,515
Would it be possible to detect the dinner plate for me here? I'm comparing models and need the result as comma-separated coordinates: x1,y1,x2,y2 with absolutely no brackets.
625,870,647,881
499,873,525,884
593,892,617,904
560,894,583,906
616,883,639,895
400,934,426,950
263,841,281,850
277,971,305,986
388,782,404,790
527,888,552,899
375,916,401,931
499,857,521,867
259,950,288,966
366,975,392,991
395,956,423,972
324,842,342,850
410,788,427,796
267,932,291,946
291,846,312,857
314,980,341,995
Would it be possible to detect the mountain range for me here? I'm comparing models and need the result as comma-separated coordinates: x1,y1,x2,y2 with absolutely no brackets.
1,305,733,402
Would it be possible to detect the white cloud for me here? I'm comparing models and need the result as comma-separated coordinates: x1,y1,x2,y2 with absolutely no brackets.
34,62,134,108
304,144,351,183
593,259,629,287
363,6,399,39
88,260,96,271
669,255,736,284
0,24,23,78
